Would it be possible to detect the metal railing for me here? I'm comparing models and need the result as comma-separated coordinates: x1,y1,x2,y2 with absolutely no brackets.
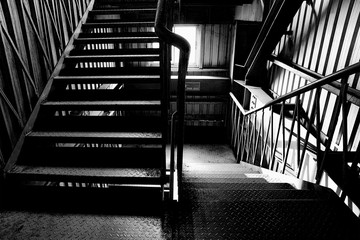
154,0,190,201
230,59,360,207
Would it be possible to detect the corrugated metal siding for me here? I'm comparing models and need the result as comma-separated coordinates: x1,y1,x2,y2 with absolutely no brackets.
0,0,91,165
269,0,360,153
201,24,234,68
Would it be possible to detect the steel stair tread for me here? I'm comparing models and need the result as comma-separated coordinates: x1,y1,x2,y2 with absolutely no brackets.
177,201,360,239
93,4,157,10
18,145,163,167
78,31,157,38
182,182,295,190
69,48,160,56
183,162,260,172
93,1,157,9
8,165,163,183
27,131,162,140
65,54,160,62
53,75,161,84
89,9,157,14
74,36,159,44
59,67,161,76
86,18,156,23
48,89,161,100
41,100,161,110
33,116,162,132
181,189,335,202
82,22,155,29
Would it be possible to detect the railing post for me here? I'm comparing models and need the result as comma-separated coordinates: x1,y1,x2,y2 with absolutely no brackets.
155,0,190,201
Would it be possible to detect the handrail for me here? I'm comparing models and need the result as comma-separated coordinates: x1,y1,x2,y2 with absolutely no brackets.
155,0,190,201
236,61,360,117
231,60,360,209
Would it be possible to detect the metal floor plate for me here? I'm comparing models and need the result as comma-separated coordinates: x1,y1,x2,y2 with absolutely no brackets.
0,210,171,240
177,163,360,240
176,200,360,240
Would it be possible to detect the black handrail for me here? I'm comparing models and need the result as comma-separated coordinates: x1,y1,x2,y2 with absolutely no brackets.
155,0,190,200
235,61,360,117
230,60,360,204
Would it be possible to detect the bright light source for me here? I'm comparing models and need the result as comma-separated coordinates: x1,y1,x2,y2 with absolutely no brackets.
172,26,197,66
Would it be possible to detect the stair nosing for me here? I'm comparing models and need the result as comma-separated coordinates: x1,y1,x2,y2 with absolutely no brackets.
41,100,161,107
27,131,162,139
8,165,163,183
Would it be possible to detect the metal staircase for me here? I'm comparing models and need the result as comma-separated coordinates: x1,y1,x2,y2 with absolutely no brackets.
4,0,168,200
177,162,360,239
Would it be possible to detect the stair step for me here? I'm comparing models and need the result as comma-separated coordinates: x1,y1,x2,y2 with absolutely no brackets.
74,36,159,45
182,189,334,202
177,200,360,239
41,100,161,111
65,54,160,63
47,89,161,101
18,145,163,168
59,67,161,76
69,48,160,56
82,22,155,29
88,8,156,22
53,75,161,85
4,184,164,213
8,165,162,184
184,163,260,173
87,14,156,23
89,9,157,15
78,31,157,39
183,182,295,190
33,116,162,132
184,178,269,184
26,131,162,144
93,0,157,10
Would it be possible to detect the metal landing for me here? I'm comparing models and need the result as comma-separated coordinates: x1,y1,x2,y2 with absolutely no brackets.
1,161,360,239
0,211,170,240
176,162,360,240
0,185,173,240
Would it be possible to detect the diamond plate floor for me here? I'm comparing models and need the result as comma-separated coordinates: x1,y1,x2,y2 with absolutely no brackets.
0,211,169,240
175,162,360,240
1,145,360,239
0,185,173,240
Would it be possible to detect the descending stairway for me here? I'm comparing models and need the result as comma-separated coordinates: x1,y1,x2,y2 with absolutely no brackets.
4,0,167,199
176,162,360,240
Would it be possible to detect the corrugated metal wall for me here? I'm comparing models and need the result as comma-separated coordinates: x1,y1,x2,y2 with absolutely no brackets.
200,24,234,68
0,0,91,168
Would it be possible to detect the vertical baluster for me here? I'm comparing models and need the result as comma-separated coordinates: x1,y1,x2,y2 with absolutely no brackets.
282,101,285,172
296,94,301,176
240,115,249,162
270,107,274,169
297,92,317,178
246,113,255,164
270,104,283,171
252,110,262,165
236,113,245,162
282,96,299,174
230,101,237,147
260,108,271,168
340,83,348,201
316,85,345,184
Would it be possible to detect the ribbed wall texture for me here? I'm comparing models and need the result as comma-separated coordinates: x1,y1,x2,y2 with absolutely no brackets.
0,0,91,168
201,24,234,68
